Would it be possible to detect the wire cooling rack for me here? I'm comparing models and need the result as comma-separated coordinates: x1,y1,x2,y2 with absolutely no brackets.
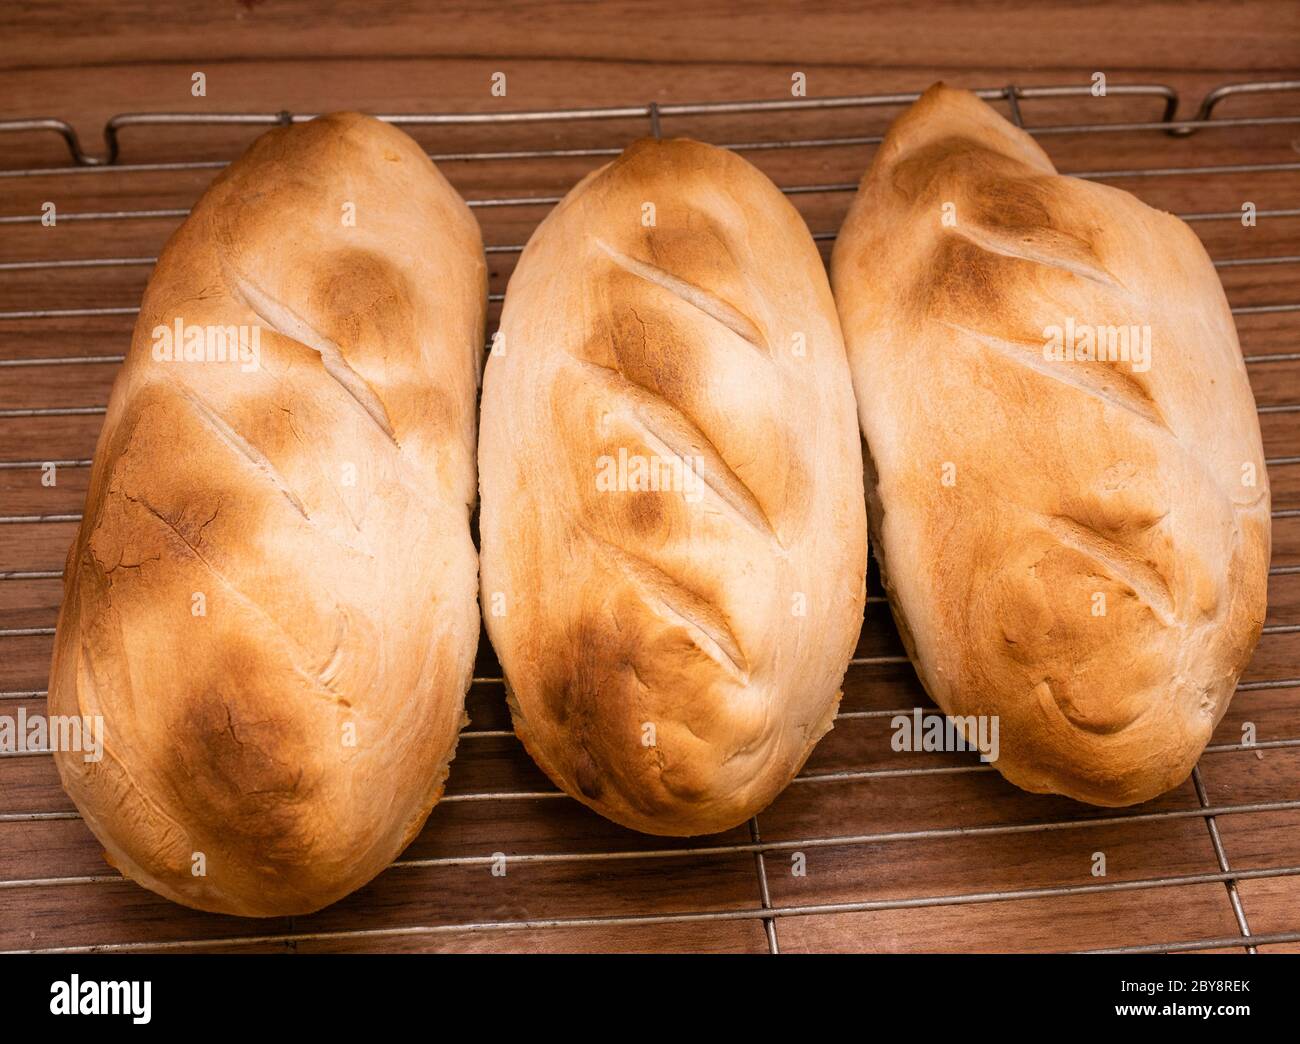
0,80,1298,953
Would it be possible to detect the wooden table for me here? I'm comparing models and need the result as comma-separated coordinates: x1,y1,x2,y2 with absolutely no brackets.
1,0,1298,953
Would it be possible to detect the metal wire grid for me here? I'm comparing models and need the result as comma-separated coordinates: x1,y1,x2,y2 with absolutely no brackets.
0,80,1298,953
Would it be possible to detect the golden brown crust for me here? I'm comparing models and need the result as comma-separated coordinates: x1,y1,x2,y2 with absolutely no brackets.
832,85,1270,806
47,113,486,915
480,138,867,836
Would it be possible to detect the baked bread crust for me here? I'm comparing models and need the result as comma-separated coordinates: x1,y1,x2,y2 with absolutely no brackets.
832,85,1270,806
48,113,486,915
480,138,867,836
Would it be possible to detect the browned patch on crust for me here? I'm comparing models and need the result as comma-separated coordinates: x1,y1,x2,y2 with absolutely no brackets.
927,237,1007,321
169,637,324,861
620,490,670,537
967,174,1056,239
307,248,414,350
529,586,725,821
534,615,626,799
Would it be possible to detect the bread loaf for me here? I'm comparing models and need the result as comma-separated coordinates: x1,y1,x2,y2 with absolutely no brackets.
48,113,487,915
479,138,867,836
831,85,1270,806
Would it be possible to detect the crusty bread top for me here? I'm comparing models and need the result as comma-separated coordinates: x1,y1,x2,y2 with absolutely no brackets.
480,138,867,835
832,85,1270,806
48,113,486,915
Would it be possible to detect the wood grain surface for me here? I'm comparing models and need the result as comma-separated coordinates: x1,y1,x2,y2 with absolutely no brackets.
0,0,1298,954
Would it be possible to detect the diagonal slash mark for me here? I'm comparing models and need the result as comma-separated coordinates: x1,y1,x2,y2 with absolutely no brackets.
596,239,771,357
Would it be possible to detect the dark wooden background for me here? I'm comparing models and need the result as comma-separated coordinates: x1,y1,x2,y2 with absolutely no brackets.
1,0,1298,953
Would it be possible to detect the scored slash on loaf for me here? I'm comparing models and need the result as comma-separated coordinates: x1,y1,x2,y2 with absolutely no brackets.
479,137,868,836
